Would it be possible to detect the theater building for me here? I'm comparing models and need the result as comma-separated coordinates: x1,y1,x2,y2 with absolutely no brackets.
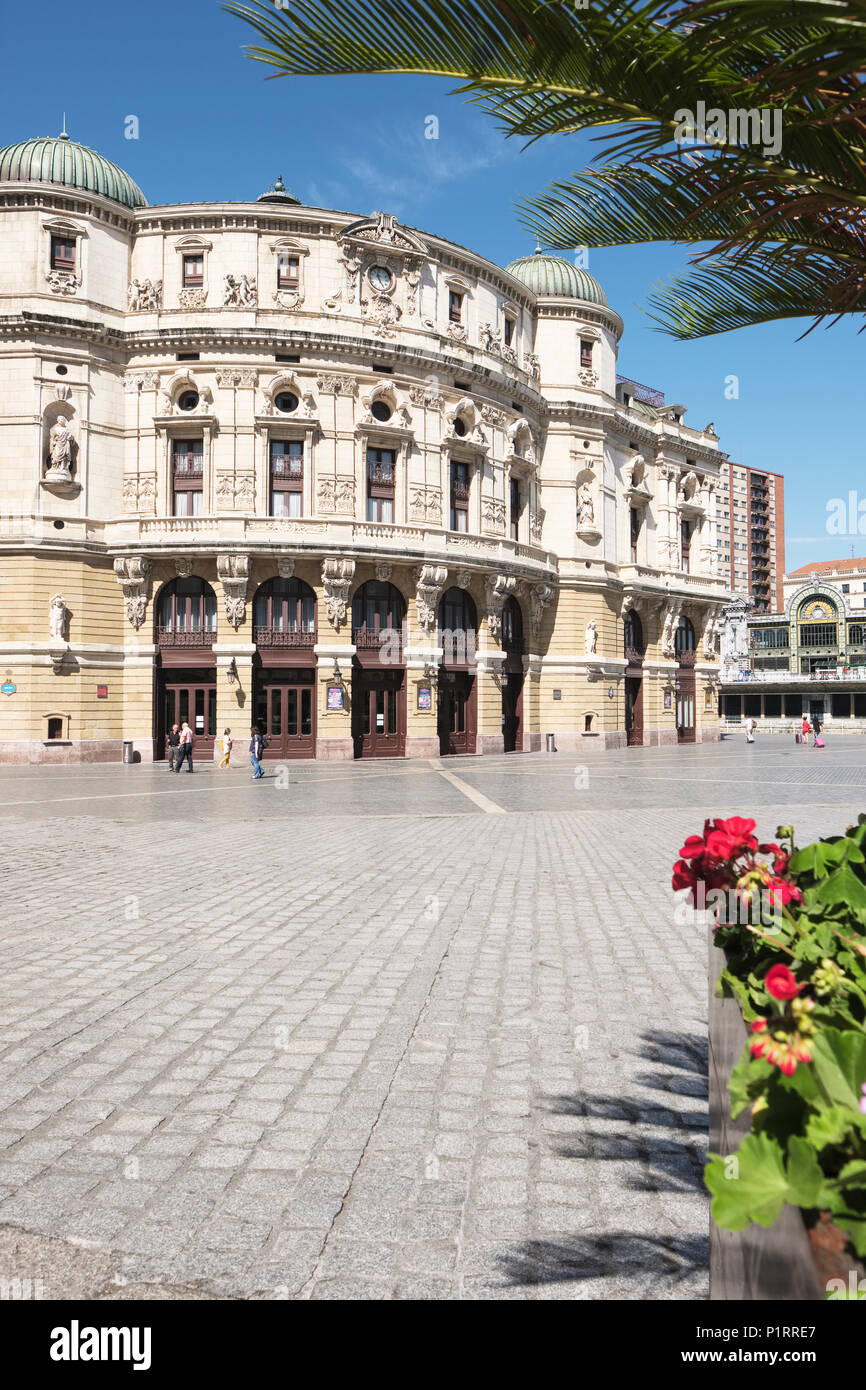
0,132,727,762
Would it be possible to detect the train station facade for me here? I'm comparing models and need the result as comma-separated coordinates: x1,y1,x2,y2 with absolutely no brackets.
0,134,727,762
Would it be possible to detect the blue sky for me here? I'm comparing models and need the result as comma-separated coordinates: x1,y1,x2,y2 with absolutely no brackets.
2,0,861,575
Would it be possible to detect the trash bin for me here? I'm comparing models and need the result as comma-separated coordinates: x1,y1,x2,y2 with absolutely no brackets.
122,739,134,764
545,733,558,753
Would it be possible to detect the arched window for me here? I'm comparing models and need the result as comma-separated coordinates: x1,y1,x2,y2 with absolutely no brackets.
158,578,217,636
352,581,405,637
624,609,644,658
675,615,695,655
439,587,477,633
438,587,477,664
501,596,523,653
253,578,316,635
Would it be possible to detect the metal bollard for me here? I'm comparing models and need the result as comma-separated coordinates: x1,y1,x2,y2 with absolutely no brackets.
122,739,134,764
545,732,558,753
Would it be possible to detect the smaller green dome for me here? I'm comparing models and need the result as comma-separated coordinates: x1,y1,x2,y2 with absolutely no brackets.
506,250,607,306
0,133,147,208
257,175,301,206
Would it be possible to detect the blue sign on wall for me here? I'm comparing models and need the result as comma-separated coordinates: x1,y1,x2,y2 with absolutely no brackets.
1,682,15,695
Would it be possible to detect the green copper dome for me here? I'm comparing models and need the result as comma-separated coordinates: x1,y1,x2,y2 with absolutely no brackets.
506,251,607,306
0,133,147,208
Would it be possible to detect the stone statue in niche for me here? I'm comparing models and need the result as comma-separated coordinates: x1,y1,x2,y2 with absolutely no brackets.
46,413,75,480
49,593,67,640
577,481,595,528
625,453,647,490
585,619,598,655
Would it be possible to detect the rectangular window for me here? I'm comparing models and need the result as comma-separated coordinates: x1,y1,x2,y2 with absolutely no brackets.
182,255,204,287
503,316,515,347
799,622,837,648
172,438,203,516
680,518,691,573
277,254,299,290
510,478,522,542
580,339,593,369
451,460,470,532
50,235,76,271
367,446,395,523
630,507,640,563
448,291,463,323
270,439,303,517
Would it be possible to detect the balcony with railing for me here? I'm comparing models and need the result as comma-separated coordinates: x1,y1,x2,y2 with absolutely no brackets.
253,626,316,648
157,626,215,648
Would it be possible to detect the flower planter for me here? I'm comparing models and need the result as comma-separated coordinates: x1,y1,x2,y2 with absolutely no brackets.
709,925,866,1299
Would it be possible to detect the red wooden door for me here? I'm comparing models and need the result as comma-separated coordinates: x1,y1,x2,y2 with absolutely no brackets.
353,671,406,758
255,675,316,759
438,671,477,755
164,682,216,757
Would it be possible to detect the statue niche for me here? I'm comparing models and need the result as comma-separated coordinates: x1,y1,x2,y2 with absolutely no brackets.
42,404,79,490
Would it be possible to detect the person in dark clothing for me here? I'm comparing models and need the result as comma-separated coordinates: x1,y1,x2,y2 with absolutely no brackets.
811,713,823,747
166,723,181,771
175,721,194,772
249,726,264,779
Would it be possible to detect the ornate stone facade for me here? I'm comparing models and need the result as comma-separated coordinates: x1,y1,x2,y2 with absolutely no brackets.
0,133,726,761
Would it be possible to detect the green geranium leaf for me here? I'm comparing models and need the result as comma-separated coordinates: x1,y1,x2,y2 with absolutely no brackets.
786,1135,828,1208
705,1134,789,1230
811,1028,866,1110
717,967,758,1020
806,1107,855,1152
833,1159,866,1190
815,864,866,913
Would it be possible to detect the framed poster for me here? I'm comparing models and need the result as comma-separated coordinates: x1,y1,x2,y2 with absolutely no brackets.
417,686,432,711
327,684,344,711
704,686,714,710
664,690,672,710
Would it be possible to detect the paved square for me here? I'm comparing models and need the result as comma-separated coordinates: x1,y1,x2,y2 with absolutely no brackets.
0,735,861,1299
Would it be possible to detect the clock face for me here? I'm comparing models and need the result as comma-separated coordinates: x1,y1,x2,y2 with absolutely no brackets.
368,265,393,292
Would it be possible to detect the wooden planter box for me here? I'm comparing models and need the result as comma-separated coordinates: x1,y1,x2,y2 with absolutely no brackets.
709,926,824,1299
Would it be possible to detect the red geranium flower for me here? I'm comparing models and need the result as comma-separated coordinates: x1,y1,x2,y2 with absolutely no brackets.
765,964,802,1001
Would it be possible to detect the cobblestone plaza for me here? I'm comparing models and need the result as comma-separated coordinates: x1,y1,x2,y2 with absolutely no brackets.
0,737,859,1300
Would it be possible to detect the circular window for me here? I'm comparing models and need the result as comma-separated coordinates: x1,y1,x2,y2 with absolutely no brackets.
453,417,467,437
53,520,65,530
275,392,299,414
371,400,392,422
178,390,199,412
368,265,394,293
56,365,68,376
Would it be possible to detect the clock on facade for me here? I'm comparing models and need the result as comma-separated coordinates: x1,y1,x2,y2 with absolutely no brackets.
368,265,394,293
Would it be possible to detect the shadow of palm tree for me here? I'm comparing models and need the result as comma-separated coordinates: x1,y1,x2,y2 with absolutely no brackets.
497,1232,707,1289
495,1029,710,1288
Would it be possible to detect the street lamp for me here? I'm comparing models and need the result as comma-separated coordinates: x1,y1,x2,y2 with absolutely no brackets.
227,658,239,686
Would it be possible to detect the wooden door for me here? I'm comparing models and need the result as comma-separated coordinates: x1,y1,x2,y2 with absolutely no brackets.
438,671,477,756
255,674,316,759
625,676,644,747
353,670,406,758
163,681,217,757
676,669,696,743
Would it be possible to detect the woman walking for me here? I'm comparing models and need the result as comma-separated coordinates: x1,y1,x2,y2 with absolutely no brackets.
219,728,233,769
811,712,824,748
745,715,756,744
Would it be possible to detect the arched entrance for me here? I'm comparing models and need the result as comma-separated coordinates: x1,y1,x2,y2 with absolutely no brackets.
437,587,478,755
501,595,524,753
351,581,406,758
675,615,696,743
155,578,218,759
624,608,645,747
253,577,317,758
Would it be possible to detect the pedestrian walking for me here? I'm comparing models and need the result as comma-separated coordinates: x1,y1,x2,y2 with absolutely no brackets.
811,712,824,748
166,722,180,771
249,726,264,779
801,716,811,742
175,720,194,773
745,715,756,744
219,728,233,770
